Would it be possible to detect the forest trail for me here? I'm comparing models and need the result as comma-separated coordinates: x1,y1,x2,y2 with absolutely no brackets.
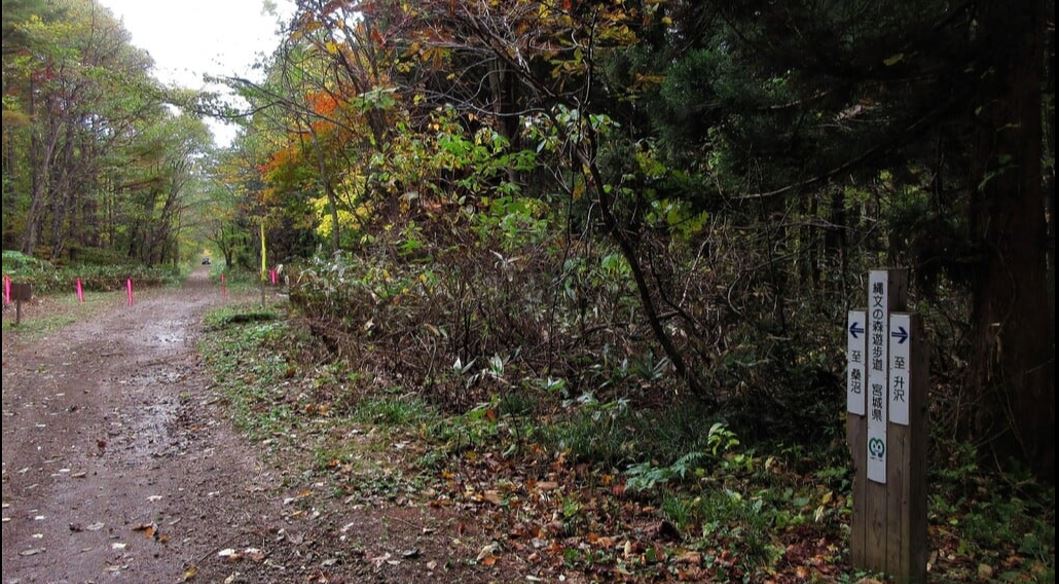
2,269,492,584
0,268,278,582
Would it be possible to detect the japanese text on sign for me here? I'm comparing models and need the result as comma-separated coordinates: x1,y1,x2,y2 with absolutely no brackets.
889,313,911,425
866,271,889,483
847,311,867,415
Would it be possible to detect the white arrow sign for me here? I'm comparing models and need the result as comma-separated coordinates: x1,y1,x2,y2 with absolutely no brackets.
847,310,867,415
889,313,912,425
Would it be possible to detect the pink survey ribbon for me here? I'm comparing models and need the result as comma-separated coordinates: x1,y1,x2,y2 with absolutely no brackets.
76,278,84,303
126,278,134,306
269,269,278,285
3,274,10,305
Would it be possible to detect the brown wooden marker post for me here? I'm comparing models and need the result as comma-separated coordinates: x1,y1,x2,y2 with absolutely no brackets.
910,319,928,582
11,283,32,326
847,414,867,565
885,312,928,583
848,269,926,581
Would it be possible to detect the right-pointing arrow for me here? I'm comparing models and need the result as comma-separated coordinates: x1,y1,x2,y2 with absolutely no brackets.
891,326,908,344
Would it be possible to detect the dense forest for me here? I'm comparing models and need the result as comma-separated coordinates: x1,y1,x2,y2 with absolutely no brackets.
199,0,1057,473
1,0,1056,581
2,0,210,266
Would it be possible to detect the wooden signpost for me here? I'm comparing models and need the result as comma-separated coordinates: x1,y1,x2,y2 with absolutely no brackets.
847,269,927,583
11,283,32,326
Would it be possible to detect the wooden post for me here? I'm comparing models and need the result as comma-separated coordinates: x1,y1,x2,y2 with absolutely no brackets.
886,313,928,583
847,269,925,583
10,283,32,326
846,412,868,565
259,219,267,308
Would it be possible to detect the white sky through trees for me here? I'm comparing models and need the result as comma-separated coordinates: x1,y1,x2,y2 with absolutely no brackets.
99,0,294,147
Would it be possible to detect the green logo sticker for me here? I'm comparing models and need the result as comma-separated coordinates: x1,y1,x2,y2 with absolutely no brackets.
868,438,885,458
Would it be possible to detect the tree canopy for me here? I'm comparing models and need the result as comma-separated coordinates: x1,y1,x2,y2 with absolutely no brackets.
2,0,1055,473
2,0,212,264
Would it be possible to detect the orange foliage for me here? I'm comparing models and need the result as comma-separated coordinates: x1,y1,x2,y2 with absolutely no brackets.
261,144,299,177
307,91,340,117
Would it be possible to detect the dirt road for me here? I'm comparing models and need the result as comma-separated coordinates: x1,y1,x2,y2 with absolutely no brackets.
1,269,278,582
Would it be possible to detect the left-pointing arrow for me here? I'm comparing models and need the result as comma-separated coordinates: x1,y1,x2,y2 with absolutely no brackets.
849,321,865,339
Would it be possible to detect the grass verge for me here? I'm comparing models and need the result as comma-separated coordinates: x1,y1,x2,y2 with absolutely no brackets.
1,290,119,340
197,305,1057,582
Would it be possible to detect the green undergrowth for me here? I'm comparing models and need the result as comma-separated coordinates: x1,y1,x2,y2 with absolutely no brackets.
198,304,433,500
198,305,1056,582
1,290,116,338
2,250,186,294
208,264,272,293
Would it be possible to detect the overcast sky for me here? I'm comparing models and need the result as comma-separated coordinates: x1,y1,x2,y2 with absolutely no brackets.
99,0,294,147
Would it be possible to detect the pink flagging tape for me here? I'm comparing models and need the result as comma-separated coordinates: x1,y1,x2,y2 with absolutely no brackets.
76,278,84,303
126,278,134,306
3,274,10,305
270,269,278,285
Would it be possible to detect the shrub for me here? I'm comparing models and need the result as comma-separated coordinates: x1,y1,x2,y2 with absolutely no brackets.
2,249,183,294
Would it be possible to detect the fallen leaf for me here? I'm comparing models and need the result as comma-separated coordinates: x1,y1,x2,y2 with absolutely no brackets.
181,565,198,581
133,522,157,539
370,552,392,568
19,548,45,556
218,548,240,561
402,548,421,559
243,548,266,562
676,551,701,566
477,542,500,563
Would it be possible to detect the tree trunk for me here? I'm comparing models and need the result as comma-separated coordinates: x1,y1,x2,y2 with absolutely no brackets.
49,123,77,258
308,128,341,254
583,128,710,402
23,89,62,255
968,0,1055,475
